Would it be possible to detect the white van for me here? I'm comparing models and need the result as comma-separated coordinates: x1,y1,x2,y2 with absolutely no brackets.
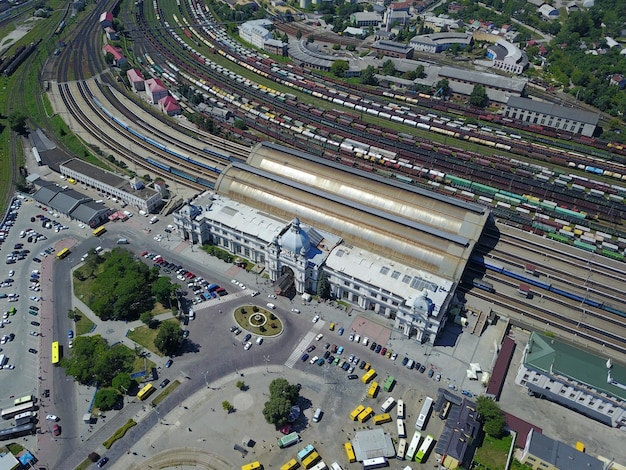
406,359,414,370
149,216,159,224
94,246,103,254
313,408,322,422
116,239,129,244
188,309,195,320
362,337,369,346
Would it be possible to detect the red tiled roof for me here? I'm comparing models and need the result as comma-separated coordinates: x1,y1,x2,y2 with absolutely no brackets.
102,44,124,60
146,78,167,92
127,68,145,82
159,96,180,112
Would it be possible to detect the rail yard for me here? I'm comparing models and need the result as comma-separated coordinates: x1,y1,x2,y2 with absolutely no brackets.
41,0,626,367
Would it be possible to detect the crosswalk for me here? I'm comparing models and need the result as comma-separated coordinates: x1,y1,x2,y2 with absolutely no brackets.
284,320,326,368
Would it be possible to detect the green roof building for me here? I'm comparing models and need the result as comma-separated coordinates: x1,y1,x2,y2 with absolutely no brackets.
515,332,626,428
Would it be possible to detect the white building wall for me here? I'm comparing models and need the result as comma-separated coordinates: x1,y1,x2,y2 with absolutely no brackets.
59,166,161,212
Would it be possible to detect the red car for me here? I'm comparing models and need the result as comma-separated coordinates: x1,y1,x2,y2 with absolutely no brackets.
53,424,61,436
380,347,387,356
140,251,148,257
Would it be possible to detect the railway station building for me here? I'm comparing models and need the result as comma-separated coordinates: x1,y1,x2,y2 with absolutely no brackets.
515,332,626,428
174,142,489,343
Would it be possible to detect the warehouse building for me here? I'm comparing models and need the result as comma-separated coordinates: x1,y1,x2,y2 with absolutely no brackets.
174,142,489,344
520,429,603,470
503,96,599,137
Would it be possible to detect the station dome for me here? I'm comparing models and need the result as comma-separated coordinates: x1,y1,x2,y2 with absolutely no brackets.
280,218,311,255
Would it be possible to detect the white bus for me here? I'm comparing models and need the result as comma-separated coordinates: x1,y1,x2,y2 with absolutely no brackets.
405,431,421,461
415,397,433,430
397,418,406,438
396,438,407,460
396,399,404,419
381,397,395,413
362,457,388,469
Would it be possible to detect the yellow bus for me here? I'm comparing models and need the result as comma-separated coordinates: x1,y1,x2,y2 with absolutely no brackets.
361,369,377,384
93,226,106,237
13,395,34,406
241,462,262,470
301,451,320,469
357,407,374,423
280,458,300,470
137,383,155,401
350,405,365,421
367,382,379,398
344,442,356,463
372,413,392,425
56,248,70,259
51,341,61,365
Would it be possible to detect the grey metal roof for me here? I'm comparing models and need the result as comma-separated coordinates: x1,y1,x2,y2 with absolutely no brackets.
505,96,599,125
32,184,63,205
215,142,489,281
526,430,603,470
70,202,109,224
351,428,396,461
439,65,527,92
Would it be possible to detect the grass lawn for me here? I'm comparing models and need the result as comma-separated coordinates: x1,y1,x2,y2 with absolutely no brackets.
127,318,181,357
73,308,95,335
151,380,181,406
473,434,513,470
234,306,284,336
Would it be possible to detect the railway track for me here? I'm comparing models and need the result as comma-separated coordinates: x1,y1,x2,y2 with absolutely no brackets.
57,80,207,190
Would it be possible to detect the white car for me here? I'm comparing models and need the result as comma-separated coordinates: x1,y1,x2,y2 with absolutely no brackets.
244,342,252,350
4,364,14,370
312,314,320,323
46,414,58,422
315,333,324,341
391,353,398,361
291,308,300,313
231,279,238,284
68,340,73,349
268,294,277,299
309,355,318,364
266,303,276,309
7,270,14,277
348,333,354,341
29,331,39,336
250,291,259,297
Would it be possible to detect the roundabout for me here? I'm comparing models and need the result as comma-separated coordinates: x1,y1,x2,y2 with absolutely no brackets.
234,305,284,337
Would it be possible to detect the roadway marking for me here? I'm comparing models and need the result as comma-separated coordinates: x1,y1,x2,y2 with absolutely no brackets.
284,320,326,368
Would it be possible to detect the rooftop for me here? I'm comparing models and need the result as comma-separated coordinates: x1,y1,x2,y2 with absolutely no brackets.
524,429,603,470
505,96,600,125
351,428,396,461
60,158,159,200
524,332,626,401
439,65,527,92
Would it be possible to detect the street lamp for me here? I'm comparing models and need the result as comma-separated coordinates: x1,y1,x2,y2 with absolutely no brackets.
203,371,210,388
264,355,270,373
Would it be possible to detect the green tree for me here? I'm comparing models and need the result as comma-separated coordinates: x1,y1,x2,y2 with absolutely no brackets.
222,400,234,412
296,29,302,40
94,388,120,411
269,378,300,405
234,119,248,130
8,112,28,135
151,276,176,306
111,373,135,394
140,311,154,327
154,322,183,356
64,335,134,386
236,380,246,390
435,79,450,97
381,59,396,76
262,396,292,427
331,60,349,78
469,84,489,107
477,396,506,438
359,65,378,86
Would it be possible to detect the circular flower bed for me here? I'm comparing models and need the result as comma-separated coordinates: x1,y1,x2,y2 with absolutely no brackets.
234,305,284,336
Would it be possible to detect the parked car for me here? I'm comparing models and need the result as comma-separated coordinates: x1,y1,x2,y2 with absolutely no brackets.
160,379,171,389
300,353,309,362
428,369,435,378
46,414,58,421
312,314,320,323
97,457,109,468
337,327,344,336
165,359,173,368
347,374,359,380
52,424,61,436
306,345,316,353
